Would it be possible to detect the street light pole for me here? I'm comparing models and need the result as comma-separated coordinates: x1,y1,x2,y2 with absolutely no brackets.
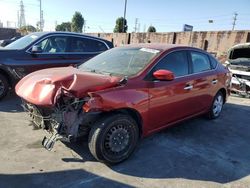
39,0,41,31
123,0,127,32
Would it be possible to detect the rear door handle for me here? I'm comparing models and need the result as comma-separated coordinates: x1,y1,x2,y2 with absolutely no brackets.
184,84,193,90
212,79,218,84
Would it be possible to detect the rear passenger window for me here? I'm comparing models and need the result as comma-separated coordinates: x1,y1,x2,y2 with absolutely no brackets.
191,52,211,73
153,51,189,77
209,56,218,69
69,37,107,53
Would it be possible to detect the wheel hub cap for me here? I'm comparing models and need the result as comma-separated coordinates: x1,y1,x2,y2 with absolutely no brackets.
213,95,223,116
105,125,130,153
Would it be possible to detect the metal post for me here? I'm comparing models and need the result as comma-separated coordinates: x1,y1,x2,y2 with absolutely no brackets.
39,0,42,31
123,0,127,32
232,12,238,31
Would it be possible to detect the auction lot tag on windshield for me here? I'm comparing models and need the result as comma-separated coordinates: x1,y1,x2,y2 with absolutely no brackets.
140,48,160,54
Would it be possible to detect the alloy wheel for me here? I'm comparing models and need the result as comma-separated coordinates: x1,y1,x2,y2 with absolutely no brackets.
213,94,223,117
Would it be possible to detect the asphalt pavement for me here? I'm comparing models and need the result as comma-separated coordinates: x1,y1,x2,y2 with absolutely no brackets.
0,93,250,188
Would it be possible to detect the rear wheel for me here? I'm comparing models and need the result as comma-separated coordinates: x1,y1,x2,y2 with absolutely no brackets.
208,91,224,119
0,74,9,100
88,114,139,164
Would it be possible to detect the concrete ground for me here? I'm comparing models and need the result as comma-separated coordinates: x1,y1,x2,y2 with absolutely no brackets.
0,94,250,188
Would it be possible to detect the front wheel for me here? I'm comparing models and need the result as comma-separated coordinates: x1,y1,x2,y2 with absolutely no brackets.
208,91,224,119
88,114,139,164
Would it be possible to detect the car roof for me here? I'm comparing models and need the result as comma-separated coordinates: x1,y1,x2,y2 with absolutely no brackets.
121,43,199,51
33,31,110,42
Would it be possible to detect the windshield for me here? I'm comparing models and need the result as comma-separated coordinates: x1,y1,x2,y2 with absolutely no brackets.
5,33,44,50
230,48,250,60
79,47,160,77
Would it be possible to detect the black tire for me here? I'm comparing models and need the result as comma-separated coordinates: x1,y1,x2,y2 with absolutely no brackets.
0,74,9,100
88,114,139,164
208,91,224,119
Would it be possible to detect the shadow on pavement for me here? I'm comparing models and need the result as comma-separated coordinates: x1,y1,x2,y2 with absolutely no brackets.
68,102,250,184
0,169,131,188
110,102,250,183
62,141,96,163
2,94,250,184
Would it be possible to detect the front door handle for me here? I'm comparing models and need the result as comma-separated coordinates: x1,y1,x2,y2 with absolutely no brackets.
184,84,193,90
212,79,218,84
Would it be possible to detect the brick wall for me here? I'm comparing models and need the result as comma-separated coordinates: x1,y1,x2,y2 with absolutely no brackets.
88,30,250,62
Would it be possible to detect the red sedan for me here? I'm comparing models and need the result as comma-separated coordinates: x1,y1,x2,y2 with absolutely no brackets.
16,44,231,164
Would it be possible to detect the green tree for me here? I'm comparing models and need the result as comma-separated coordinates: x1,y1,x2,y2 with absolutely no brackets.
113,17,127,33
71,11,84,33
147,26,156,32
20,25,36,32
55,22,71,31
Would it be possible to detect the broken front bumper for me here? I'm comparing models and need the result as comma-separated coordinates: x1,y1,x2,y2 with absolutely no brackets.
22,101,67,150
22,100,101,150
228,66,250,97
230,72,250,97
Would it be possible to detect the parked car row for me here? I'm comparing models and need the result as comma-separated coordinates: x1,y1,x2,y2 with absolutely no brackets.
0,32,113,99
14,41,231,164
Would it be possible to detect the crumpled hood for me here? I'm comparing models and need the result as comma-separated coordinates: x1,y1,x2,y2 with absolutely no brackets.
15,67,121,106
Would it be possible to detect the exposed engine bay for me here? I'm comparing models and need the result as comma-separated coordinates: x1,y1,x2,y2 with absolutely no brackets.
22,96,100,150
226,43,250,97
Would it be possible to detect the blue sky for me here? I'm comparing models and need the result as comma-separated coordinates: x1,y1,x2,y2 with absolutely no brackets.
0,0,250,32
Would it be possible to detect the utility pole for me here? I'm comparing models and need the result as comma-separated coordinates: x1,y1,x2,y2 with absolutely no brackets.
17,11,19,28
232,12,238,31
143,24,146,32
38,0,44,31
19,0,26,28
134,18,138,33
55,20,57,29
83,20,87,33
122,0,127,33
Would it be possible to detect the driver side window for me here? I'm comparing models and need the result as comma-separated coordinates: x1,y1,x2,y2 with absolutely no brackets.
36,36,68,53
153,50,189,77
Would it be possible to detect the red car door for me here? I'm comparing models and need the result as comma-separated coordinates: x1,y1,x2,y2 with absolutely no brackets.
147,50,212,132
188,50,217,110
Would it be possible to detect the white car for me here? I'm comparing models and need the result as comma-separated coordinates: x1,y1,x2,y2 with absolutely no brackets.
225,43,250,97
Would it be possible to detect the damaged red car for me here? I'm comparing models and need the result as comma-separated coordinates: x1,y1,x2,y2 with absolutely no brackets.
16,44,231,164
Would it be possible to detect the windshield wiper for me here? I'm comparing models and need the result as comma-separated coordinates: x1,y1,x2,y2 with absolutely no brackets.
119,76,128,85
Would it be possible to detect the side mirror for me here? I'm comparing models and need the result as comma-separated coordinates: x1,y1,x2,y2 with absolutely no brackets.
31,45,42,53
153,69,175,81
